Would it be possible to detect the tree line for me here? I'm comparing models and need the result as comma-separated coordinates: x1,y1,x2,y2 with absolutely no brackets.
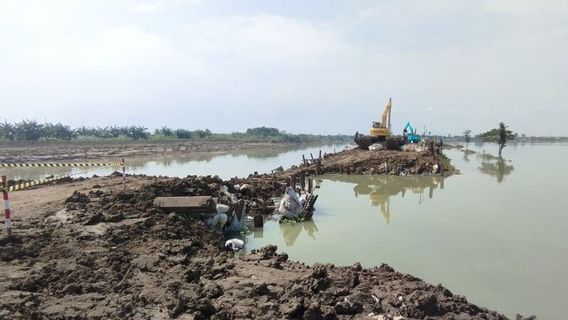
0,120,153,141
0,121,349,143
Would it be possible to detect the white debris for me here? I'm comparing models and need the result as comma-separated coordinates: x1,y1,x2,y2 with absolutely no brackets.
224,238,244,251
432,164,439,174
216,204,230,214
277,186,304,219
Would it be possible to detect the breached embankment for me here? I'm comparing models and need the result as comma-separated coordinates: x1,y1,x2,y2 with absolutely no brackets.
1,150,535,319
259,147,457,180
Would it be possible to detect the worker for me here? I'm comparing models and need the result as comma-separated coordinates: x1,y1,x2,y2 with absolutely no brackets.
210,212,228,233
225,238,244,252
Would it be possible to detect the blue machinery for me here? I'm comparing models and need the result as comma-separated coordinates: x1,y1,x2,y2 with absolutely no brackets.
403,122,422,143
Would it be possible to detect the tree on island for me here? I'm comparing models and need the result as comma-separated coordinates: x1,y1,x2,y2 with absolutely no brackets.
479,122,516,157
463,129,471,150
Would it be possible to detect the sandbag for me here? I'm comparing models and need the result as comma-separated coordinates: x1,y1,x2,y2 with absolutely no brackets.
277,187,303,219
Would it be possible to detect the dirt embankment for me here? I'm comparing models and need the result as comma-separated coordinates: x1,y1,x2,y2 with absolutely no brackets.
0,174,529,320
273,148,456,178
0,140,295,163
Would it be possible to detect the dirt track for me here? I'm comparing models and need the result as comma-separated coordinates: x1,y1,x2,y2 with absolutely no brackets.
0,172,533,319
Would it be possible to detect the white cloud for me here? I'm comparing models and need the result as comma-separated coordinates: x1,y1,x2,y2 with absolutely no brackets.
23,26,174,70
180,15,351,66
0,1,567,135
132,3,161,13
484,0,568,15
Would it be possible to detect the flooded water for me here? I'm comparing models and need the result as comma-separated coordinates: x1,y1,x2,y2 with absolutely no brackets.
3,142,567,319
245,143,568,320
3,143,346,181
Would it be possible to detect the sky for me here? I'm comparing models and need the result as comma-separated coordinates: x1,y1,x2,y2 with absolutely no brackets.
0,0,567,136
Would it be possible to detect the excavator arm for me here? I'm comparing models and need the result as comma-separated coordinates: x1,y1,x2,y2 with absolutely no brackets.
382,98,392,131
355,98,394,149
403,122,422,143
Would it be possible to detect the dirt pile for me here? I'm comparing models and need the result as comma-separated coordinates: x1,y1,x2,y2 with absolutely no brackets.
59,174,288,227
2,211,225,319
317,149,456,176
222,249,511,320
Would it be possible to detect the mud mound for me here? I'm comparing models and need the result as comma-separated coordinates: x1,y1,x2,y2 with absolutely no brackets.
2,200,226,319
208,247,509,320
0,231,52,262
319,149,456,176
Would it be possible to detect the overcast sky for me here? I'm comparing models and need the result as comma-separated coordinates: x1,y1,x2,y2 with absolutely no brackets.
1,0,566,136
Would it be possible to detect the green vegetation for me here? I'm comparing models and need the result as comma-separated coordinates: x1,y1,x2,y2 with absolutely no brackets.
478,122,517,156
0,120,350,144
1,120,74,141
463,129,471,150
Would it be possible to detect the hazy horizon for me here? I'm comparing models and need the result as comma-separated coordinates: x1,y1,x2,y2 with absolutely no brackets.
1,1,567,136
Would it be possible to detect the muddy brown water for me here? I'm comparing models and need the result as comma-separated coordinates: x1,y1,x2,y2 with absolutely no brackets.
2,142,567,319
245,143,568,320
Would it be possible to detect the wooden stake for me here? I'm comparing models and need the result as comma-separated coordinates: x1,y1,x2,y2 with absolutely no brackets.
290,175,296,189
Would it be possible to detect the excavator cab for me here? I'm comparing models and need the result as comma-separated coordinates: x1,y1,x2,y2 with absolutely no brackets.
355,98,393,149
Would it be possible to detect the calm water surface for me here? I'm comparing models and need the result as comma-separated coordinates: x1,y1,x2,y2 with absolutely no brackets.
3,142,567,319
245,143,568,320
3,144,346,180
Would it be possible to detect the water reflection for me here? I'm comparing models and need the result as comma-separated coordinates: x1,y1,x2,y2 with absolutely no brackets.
462,149,476,163
479,157,514,183
126,143,342,168
280,220,319,246
122,150,283,171
3,166,74,180
2,165,118,181
326,175,445,223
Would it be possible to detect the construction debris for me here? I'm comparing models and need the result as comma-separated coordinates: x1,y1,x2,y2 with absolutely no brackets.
152,196,216,215
277,187,304,219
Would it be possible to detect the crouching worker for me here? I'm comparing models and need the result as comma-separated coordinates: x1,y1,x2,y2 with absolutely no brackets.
210,213,228,233
225,238,244,252
208,202,230,233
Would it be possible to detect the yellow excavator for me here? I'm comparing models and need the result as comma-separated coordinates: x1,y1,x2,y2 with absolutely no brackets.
354,98,396,149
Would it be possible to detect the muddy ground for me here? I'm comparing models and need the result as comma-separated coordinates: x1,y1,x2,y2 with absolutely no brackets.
0,172,536,320
0,140,297,163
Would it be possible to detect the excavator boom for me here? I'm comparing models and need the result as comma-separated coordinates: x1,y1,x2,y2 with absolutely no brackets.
382,98,392,131
369,98,392,137
356,98,394,149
